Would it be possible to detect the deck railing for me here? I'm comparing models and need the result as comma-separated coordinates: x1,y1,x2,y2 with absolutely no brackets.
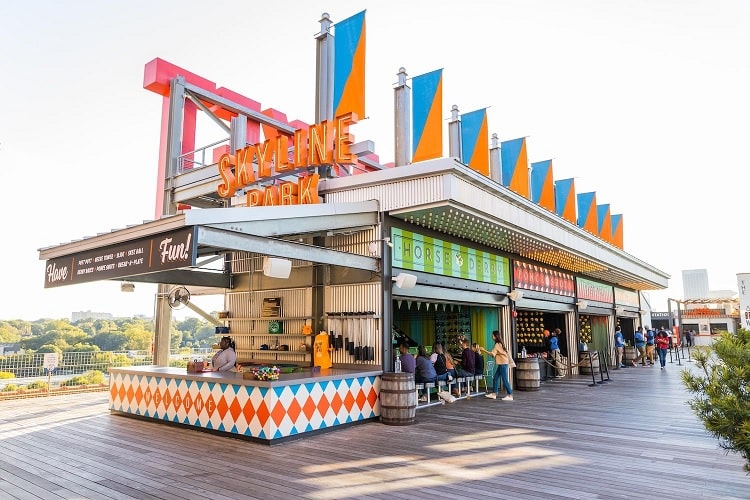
0,349,211,400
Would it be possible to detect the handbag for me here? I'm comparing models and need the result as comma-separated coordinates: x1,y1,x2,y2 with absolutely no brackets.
509,357,516,368
437,390,456,404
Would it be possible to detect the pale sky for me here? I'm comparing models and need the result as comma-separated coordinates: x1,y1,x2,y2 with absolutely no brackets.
1,0,747,320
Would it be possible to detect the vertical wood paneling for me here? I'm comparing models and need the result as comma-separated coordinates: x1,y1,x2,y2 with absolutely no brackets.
325,283,382,365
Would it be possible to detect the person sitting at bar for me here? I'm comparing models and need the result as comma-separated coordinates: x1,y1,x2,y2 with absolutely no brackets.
430,342,450,384
472,343,484,377
455,337,475,378
444,348,457,381
212,336,237,371
398,342,415,374
414,345,437,402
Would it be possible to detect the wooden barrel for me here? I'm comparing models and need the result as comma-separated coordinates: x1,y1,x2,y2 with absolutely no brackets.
380,372,417,426
515,358,540,391
579,352,600,375
624,347,637,366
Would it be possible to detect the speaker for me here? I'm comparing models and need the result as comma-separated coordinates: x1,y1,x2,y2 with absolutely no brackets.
262,257,292,279
507,289,523,302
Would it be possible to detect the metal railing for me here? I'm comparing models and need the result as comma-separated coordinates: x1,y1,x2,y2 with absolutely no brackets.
0,349,211,400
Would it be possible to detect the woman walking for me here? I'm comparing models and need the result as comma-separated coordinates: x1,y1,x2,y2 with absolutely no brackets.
655,329,670,369
481,330,513,401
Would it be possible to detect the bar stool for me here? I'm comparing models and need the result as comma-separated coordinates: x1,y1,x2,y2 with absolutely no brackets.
455,376,466,398
464,375,475,397
473,374,484,394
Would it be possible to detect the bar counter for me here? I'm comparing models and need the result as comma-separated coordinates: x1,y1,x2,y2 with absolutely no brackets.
109,366,383,444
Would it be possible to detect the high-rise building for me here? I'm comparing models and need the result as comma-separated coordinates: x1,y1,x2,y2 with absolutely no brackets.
682,269,709,299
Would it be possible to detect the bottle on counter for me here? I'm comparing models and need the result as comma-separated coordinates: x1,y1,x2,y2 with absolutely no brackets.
520,346,527,359
394,355,402,373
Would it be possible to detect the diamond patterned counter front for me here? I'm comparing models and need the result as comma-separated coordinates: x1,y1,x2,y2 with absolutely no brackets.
109,368,381,442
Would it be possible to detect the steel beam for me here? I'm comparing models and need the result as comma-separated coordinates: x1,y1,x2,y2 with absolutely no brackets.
196,226,379,272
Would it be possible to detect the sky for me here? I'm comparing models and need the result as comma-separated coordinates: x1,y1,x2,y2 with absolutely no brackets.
1,0,748,321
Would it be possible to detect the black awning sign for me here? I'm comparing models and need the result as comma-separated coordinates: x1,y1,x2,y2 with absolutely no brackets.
44,227,196,288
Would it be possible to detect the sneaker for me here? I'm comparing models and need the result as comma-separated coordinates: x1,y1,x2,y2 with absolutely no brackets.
631,361,637,367
484,393,497,399
501,395,513,401
619,364,626,368
555,375,564,378
418,395,427,402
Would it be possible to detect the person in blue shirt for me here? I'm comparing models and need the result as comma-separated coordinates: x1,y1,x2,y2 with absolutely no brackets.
549,328,564,378
398,342,416,374
414,345,437,402
613,326,625,368
645,327,656,366
633,327,647,367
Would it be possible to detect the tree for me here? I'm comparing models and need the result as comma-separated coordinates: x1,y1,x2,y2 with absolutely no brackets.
682,328,750,472
0,322,21,343
123,325,153,351
92,331,128,351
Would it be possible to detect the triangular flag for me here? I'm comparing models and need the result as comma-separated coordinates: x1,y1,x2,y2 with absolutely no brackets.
397,300,403,310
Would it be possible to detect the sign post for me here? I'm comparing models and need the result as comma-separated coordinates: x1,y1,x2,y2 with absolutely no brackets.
43,353,59,396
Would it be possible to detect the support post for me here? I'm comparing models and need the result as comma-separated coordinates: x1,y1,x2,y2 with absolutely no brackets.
394,67,411,166
448,105,461,160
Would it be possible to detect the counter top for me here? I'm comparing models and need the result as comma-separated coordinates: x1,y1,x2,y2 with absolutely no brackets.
109,365,383,387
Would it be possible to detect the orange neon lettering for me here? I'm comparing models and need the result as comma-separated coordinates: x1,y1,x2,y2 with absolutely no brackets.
246,189,262,207
275,135,291,172
309,121,333,165
335,112,357,164
235,146,256,186
217,154,237,198
293,128,308,167
279,182,299,205
256,139,275,178
262,185,280,206
298,174,320,204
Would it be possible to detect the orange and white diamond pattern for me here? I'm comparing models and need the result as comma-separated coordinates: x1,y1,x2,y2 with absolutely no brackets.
110,373,381,441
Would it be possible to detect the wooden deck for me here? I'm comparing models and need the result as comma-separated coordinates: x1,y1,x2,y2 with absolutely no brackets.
1,360,748,499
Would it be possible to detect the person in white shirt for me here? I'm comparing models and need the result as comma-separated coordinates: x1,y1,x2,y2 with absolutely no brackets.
212,336,237,371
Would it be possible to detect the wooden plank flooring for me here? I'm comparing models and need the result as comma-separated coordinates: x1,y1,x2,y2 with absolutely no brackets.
1,360,748,499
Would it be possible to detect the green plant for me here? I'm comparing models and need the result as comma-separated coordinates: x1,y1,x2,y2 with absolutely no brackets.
25,380,49,390
682,328,750,472
0,371,15,379
2,383,19,392
61,370,106,387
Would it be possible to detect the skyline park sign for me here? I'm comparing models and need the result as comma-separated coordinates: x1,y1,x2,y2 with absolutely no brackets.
216,112,358,206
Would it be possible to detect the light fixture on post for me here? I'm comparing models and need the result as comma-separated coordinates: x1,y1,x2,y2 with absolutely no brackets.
120,282,135,293
576,300,588,310
392,272,417,289
262,257,292,279
507,289,523,302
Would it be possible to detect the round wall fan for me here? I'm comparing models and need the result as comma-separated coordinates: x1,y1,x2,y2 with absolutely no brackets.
167,286,191,309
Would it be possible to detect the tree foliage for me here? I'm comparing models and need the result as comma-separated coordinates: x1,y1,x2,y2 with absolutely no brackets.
2,316,217,353
682,328,750,472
